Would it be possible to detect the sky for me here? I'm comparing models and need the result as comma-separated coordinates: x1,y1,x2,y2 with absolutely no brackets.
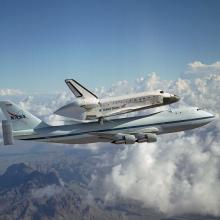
0,0,220,93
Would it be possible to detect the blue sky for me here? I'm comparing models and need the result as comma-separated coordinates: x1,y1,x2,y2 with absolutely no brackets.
0,0,220,93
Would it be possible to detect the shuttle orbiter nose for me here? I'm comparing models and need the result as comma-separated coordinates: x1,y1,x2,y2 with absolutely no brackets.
163,95,180,105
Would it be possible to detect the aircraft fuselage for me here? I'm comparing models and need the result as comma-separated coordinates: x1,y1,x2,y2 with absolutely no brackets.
14,107,215,145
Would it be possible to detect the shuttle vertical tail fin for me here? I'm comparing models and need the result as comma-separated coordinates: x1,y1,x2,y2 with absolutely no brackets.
65,79,98,99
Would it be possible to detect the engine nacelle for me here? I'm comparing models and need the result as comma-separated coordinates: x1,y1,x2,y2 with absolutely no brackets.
136,133,157,143
112,134,136,144
2,120,14,145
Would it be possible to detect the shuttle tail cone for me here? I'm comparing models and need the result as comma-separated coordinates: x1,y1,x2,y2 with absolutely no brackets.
163,95,180,105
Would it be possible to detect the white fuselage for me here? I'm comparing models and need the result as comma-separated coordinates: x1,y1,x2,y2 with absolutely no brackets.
96,92,166,117
15,107,215,145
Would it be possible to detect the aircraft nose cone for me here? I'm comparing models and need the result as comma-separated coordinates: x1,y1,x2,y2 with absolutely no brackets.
206,111,215,119
203,111,216,125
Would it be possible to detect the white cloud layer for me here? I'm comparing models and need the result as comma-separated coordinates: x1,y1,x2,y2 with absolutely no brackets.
103,129,220,216
0,88,23,96
183,61,220,78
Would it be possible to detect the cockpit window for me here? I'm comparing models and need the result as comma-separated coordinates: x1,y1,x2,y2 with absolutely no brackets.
160,90,164,94
197,108,201,111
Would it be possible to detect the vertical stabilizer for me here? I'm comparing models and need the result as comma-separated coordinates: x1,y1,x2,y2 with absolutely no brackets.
0,101,47,131
65,79,98,99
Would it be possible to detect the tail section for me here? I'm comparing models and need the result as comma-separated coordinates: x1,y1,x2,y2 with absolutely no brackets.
0,101,47,131
65,79,98,99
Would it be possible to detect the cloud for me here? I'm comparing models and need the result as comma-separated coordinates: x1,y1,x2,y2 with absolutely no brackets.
0,88,24,96
188,61,220,72
103,127,220,216
183,61,220,78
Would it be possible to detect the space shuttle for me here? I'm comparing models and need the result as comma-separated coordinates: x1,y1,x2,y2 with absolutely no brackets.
54,79,180,122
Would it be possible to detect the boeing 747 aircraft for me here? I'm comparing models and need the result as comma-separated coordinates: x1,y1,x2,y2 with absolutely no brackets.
0,101,214,145
54,79,180,122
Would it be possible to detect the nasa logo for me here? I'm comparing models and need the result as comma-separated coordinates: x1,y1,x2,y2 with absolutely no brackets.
8,111,26,120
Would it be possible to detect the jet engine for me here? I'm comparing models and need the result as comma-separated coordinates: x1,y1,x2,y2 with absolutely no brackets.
136,133,157,143
112,134,136,144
